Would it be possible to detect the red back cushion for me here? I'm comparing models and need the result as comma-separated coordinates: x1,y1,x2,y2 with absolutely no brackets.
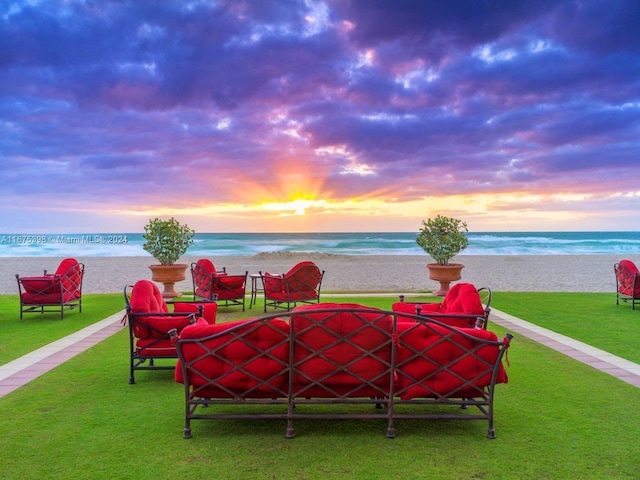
192,259,214,298
176,318,290,392
617,260,640,296
619,259,639,274
285,261,322,293
395,322,507,399
439,283,484,315
55,258,78,276
291,303,392,389
129,280,168,313
129,280,169,338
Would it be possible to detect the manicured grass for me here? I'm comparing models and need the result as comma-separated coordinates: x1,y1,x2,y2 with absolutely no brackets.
490,292,640,364
0,293,124,364
2,293,640,478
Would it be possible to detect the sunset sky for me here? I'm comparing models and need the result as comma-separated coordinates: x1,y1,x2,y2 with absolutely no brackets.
2,0,639,234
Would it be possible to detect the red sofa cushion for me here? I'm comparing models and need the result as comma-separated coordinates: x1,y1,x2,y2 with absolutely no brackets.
291,303,392,395
395,321,508,399
175,318,290,394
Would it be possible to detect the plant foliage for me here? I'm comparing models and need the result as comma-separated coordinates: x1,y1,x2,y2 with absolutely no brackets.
416,215,468,265
142,217,195,266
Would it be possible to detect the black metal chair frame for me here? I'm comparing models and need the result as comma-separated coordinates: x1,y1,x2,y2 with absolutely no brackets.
15,262,85,319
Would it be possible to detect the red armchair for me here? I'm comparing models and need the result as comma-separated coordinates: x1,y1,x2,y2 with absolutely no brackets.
392,283,491,329
15,257,84,319
124,279,217,384
191,259,248,311
615,260,640,309
260,261,325,312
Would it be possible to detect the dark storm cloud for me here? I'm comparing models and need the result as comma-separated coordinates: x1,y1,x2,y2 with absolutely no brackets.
1,0,639,226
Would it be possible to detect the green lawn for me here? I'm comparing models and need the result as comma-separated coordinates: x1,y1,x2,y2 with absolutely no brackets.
1,293,639,479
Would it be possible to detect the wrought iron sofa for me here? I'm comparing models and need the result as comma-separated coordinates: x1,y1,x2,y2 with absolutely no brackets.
173,302,512,439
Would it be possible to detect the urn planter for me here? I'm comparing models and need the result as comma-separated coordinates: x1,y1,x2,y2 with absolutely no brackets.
426,263,464,296
149,264,189,299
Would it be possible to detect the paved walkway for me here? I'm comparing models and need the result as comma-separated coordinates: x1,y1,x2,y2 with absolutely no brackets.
0,311,126,398
1,306,640,399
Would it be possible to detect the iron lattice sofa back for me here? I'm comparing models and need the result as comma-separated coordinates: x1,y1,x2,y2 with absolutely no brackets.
174,303,512,439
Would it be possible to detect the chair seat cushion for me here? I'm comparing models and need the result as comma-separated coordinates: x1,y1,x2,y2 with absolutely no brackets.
135,338,177,357
18,276,59,294
21,291,79,304
267,291,318,302
214,288,245,301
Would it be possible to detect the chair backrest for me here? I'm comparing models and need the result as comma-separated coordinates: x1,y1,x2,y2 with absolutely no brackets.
192,259,214,299
439,283,485,316
284,261,323,292
55,258,79,276
615,260,640,296
128,280,169,314
55,258,84,294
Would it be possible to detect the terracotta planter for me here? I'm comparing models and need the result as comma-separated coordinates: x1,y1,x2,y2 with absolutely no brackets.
426,263,464,296
149,264,188,299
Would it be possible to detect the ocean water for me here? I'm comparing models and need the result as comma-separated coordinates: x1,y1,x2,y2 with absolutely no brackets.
1,231,639,257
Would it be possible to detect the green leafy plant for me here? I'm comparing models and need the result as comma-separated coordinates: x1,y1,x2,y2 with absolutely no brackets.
142,217,195,266
416,215,468,265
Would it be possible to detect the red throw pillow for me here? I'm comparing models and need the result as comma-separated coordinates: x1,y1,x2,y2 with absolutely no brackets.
173,302,217,324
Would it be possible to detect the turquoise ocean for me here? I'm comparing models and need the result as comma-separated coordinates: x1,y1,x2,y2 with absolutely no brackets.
1,231,639,257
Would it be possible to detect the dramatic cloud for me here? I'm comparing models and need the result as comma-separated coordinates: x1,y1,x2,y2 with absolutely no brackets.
1,0,639,232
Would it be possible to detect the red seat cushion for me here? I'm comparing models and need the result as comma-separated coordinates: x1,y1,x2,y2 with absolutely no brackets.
19,276,58,295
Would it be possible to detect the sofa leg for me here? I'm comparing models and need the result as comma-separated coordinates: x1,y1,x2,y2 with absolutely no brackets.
386,425,395,439
183,426,192,439
285,421,295,439
129,376,135,385
487,428,496,439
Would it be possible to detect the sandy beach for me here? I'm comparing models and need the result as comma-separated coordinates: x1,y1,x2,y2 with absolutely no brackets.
2,253,627,295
